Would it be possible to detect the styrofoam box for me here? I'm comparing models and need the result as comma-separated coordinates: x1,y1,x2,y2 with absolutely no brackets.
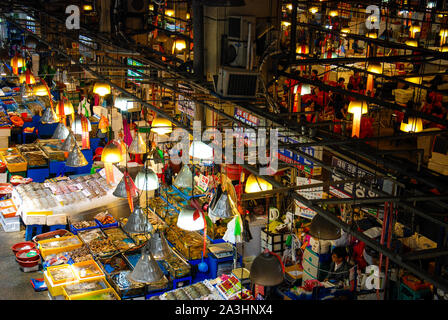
21,211,48,225
0,128,11,137
0,136,8,148
46,214,67,226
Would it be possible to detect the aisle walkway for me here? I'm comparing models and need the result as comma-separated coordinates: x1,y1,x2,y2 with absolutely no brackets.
0,226,48,300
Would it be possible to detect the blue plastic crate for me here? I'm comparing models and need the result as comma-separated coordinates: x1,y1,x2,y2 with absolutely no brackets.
95,216,119,229
27,167,49,183
69,221,100,235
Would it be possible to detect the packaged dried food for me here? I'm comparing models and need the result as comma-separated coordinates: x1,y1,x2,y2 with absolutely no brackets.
88,238,118,257
69,245,94,263
72,220,98,229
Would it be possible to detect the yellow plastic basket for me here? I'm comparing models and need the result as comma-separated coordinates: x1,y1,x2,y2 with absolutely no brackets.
44,268,78,297
0,147,27,172
62,278,112,300
69,288,121,300
38,235,82,259
71,259,105,281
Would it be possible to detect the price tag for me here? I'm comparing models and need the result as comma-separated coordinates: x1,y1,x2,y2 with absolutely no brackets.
82,189,91,197
197,174,209,193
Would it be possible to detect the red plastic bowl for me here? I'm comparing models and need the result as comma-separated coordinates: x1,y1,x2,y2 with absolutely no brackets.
16,257,40,268
11,242,36,254
15,249,40,262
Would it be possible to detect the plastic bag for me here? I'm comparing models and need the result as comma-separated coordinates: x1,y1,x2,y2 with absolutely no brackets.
208,190,231,222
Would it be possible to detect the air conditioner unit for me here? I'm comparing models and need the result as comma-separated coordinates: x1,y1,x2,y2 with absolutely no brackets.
227,16,256,41
217,67,259,98
223,39,248,68
127,0,148,13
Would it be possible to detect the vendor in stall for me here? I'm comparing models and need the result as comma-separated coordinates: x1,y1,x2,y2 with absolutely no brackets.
325,246,351,285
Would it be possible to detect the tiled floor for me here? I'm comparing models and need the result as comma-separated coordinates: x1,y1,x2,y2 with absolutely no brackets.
0,226,48,300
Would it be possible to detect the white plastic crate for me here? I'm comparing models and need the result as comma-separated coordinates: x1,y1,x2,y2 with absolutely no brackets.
1,214,20,232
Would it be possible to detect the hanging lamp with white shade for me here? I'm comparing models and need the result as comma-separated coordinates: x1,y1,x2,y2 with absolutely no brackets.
177,207,205,231
189,140,214,161
135,167,159,191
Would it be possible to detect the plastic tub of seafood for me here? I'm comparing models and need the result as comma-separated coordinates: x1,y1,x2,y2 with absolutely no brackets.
44,265,78,297
62,278,112,300
38,236,83,259
71,260,105,281
69,288,121,300
69,220,100,235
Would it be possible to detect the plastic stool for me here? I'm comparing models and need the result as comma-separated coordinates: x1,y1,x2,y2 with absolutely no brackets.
25,225,44,241
48,225,66,232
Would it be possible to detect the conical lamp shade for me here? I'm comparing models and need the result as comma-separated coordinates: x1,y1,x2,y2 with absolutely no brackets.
151,117,172,135
177,207,204,231
245,174,272,193
129,133,149,154
173,164,193,189
308,214,341,240
61,132,76,151
135,167,159,191
113,175,137,198
52,122,70,140
71,115,92,134
55,100,75,116
123,206,153,234
149,230,171,260
189,141,214,160
128,244,164,283
41,108,59,124
250,252,284,286
66,144,88,167
101,142,123,163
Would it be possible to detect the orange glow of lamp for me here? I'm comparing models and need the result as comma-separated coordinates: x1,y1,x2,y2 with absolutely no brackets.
400,117,423,133
440,28,448,46
410,25,420,38
296,44,309,72
10,55,25,75
366,63,381,97
101,142,123,184
348,101,368,138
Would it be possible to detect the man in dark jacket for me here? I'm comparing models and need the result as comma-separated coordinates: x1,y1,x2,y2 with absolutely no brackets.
326,246,351,285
